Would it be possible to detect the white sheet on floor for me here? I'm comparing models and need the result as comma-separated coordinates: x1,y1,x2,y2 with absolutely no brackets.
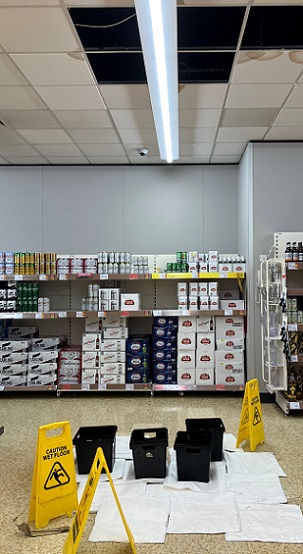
145,483,172,500
167,491,240,534
77,479,147,512
122,459,168,483
225,474,287,504
89,495,170,543
76,458,125,483
225,504,303,542
163,460,227,492
223,433,243,452
224,451,286,477
116,435,133,459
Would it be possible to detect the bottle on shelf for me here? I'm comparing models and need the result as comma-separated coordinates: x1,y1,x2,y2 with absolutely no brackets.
292,242,298,262
298,242,303,262
284,242,292,262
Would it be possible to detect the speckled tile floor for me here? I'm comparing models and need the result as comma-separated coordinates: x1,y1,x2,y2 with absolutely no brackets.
0,392,303,554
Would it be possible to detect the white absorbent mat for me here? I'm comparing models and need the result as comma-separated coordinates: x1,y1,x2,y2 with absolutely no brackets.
122,459,168,483
116,435,133,459
224,451,286,477
223,433,244,452
163,460,227,493
225,474,287,504
77,479,146,512
89,495,170,543
225,504,303,542
76,458,125,483
167,491,240,534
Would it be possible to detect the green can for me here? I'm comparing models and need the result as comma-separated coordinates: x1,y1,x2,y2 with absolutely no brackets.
176,262,181,272
181,251,187,262
172,263,178,272
181,262,188,272
176,252,182,263
166,263,172,272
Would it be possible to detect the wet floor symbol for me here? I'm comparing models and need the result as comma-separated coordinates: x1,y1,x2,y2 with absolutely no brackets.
44,462,70,490
253,406,262,426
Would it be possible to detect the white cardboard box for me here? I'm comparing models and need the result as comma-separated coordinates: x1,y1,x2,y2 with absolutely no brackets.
177,367,195,385
220,289,240,300
199,296,209,310
220,299,245,311
177,332,196,350
232,263,246,273
216,338,244,350
82,351,101,368
99,373,126,385
101,339,126,352
198,282,208,295
0,375,27,386
215,369,245,386
0,339,31,352
209,296,220,310
196,367,215,386
178,316,197,333
28,350,59,364
85,317,102,333
215,361,244,372
188,282,199,296
196,332,215,351
100,351,126,363
103,327,128,339
27,373,57,386
103,314,128,328
188,296,199,310
26,363,57,374
0,363,28,375
100,362,125,375
196,350,215,369
120,293,140,311
177,350,196,369
215,316,244,339
81,369,98,384
215,350,244,364
177,282,187,295
196,315,215,332
0,351,28,364
208,282,218,296
82,333,102,351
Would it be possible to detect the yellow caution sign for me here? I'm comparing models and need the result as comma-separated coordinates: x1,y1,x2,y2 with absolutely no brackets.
28,421,78,529
63,447,136,554
236,378,265,451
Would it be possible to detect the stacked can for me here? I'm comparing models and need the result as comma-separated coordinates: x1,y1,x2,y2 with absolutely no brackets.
17,282,39,312
132,255,149,275
0,281,17,312
82,283,99,311
0,252,14,276
84,258,98,274
57,257,70,275
70,257,84,274
166,252,188,273
37,297,50,312
97,252,132,274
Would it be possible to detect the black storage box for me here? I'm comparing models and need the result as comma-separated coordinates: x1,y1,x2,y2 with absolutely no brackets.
73,425,117,474
174,431,212,482
130,427,168,479
185,418,225,461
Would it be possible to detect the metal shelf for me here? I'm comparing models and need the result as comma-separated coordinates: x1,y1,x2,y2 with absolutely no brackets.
152,384,245,392
275,391,303,415
57,383,152,393
0,385,57,393
287,288,303,296
0,272,245,282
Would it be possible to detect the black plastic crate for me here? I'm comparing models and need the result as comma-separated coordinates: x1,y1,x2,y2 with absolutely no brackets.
73,425,117,474
129,427,168,479
185,417,225,461
174,430,212,482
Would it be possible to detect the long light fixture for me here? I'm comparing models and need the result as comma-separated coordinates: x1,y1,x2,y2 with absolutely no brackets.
134,0,179,163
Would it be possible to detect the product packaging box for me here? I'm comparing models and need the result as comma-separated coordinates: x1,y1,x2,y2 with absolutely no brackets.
199,263,208,273
196,332,215,351
0,363,28,375
189,282,199,296
31,336,67,351
0,351,28,364
198,282,208,295
99,288,110,300
209,263,219,273
153,370,177,384
82,351,101,369
81,369,98,385
177,282,187,295
196,315,215,333
153,361,175,372
100,373,126,385
7,326,38,338
177,296,188,309
59,347,81,371
208,282,218,296
232,262,246,273
188,296,199,310
82,333,102,351
101,339,126,352
26,363,57,375
177,367,195,385
153,327,174,339
178,316,197,333
0,339,31,352
153,349,176,362
196,350,215,369
209,296,220,310
177,332,196,350
103,327,128,339
220,300,245,311
0,375,27,386
177,350,195,369
216,338,244,350
27,373,57,386
100,362,125,375
215,350,244,364
100,351,126,363
126,337,149,355
218,263,233,273
153,338,174,350
120,293,141,311
195,367,215,386
28,350,59,365
215,316,245,339
154,316,178,330
103,314,128,328
220,289,240,300
199,296,209,310
85,318,102,333
215,361,244,372
215,368,245,386
127,354,149,370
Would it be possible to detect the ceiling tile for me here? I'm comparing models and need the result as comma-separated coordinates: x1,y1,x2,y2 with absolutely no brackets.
118,128,157,144
265,127,303,140
128,156,166,164
180,143,214,156
0,110,61,129
0,129,26,144
87,156,129,164
33,144,84,157
110,110,155,129
0,54,27,85
179,128,217,142
211,155,241,163
179,84,228,108
64,0,134,5
183,0,247,4
213,142,247,155
174,156,210,164
217,127,268,141
179,109,221,127
77,143,126,157
0,1,59,4
0,87,46,110
35,86,106,110
67,128,120,143
226,84,293,108
233,51,303,84
0,144,40,156
0,8,79,53
11,54,95,86
99,85,151,110
284,85,303,107
17,129,73,144
221,108,279,127
54,110,112,128
4,156,49,164
273,108,303,126
0,156,10,164
44,157,89,164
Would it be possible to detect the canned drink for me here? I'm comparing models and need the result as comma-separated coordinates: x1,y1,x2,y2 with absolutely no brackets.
101,252,108,263
45,252,51,263
5,252,14,264
125,263,131,274
142,256,148,265
298,311,303,324
181,262,188,272
87,298,93,311
51,252,57,263
114,252,120,263
93,298,98,311
43,297,50,312
176,252,182,263
143,265,149,274
102,263,108,274
88,284,93,298
120,252,125,263
113,263,119,273
38,298,44,312
81,297,87,311
166,263,172,272
5,264,14,275
120,263,125,274
110,300,119,310
108,263,113,274
138,266,144,274
29,253,35,264
132,265,139,274
125,252,132,264
291,298,298,310
93,284,100,298
109,252,115,263
132,256,138,265
100,300,107,311
137,255,143,265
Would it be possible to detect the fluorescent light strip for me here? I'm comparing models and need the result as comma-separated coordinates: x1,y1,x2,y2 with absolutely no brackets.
149,1,173,162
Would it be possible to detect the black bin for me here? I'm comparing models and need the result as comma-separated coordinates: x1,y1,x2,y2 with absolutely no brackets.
185,418,225,461
130,427,168,479
174,431,212,482
73,425,117,474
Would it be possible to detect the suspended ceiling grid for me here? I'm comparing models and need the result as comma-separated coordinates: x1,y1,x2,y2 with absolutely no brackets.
0,0,303,166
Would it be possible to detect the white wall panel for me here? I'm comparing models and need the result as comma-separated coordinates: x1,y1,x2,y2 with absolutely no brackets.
42,167,124,253
0,167,43,251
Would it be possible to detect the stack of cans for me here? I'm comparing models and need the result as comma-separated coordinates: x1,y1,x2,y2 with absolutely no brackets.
17,282,39,312
0,252,14,276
